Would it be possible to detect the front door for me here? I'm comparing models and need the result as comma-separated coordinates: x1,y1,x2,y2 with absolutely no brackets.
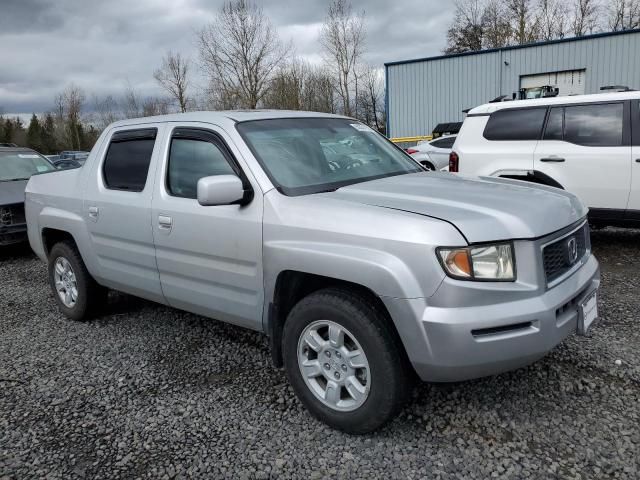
83,125,165,303
151,124,263,329
534,102,631,213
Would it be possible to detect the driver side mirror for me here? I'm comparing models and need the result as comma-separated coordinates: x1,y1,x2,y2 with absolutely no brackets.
197,175,248,206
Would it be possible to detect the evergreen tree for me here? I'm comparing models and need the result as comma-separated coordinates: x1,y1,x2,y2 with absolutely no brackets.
26,114,43,152
41,113,58,154
3,118,15,144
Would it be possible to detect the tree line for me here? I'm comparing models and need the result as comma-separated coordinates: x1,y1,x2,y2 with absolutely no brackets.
445,0,640,53
1,0,383,154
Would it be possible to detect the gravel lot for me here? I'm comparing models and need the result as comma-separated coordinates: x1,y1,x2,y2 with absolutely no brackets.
1,229,639,479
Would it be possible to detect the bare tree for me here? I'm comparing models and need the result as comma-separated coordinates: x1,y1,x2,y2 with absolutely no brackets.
61,84,85,149
142,97,171,117
264,59,307,110
444,0,484,53
320,0,365,116
301,66,335,113
197,0,288,109
123,82,141,118
608,0,640,31
507,0,540,44
481,0,512,48
357,65,383,132
572,0,600,36
92,94,120,130
538,0,568,41
154,51,191,113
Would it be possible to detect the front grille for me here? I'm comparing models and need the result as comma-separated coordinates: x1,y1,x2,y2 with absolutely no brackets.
543,223,588,284
0,204,26,226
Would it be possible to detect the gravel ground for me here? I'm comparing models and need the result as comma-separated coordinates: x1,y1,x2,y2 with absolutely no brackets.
1,228,639,480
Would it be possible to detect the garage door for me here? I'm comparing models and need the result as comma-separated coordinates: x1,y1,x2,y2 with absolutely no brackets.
520,70,586,97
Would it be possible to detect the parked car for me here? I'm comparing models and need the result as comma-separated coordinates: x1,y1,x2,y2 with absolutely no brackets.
407,135,456,170
1,146,57,246
25,111,600,433
451,90,640,228
59,150,90,164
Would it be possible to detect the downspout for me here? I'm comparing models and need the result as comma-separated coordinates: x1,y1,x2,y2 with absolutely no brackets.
384,65,390,137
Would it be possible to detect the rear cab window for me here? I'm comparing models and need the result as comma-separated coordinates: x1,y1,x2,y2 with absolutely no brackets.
483,108,547,141
102,128,157,191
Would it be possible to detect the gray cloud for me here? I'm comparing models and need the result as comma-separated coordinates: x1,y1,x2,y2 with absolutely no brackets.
0,0,454,115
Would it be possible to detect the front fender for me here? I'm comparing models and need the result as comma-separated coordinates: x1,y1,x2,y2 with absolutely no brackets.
263,240,436,306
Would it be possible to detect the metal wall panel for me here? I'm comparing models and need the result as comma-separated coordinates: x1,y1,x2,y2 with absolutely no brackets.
386,30,640,138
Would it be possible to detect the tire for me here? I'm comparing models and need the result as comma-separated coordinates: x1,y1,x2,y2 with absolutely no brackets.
48,241,107,321
282,288,411,434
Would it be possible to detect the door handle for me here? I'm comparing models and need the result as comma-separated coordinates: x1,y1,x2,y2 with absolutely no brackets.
88,206,99,221
635,159,640,163
540,157,565,163
158,215,172,231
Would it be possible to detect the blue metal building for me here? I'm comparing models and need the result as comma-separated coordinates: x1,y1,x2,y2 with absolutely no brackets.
385,29,640,139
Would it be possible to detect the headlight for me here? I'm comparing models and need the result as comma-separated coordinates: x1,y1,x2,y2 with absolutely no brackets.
437,243,515,281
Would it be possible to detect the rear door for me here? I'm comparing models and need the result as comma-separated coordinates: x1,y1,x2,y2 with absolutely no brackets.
533,101,631,213
628,99,640,222
83,125,166,303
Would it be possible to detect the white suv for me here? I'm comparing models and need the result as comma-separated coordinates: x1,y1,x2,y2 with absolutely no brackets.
451,91,640,228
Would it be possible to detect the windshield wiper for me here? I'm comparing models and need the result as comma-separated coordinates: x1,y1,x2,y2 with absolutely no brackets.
0,177,29,182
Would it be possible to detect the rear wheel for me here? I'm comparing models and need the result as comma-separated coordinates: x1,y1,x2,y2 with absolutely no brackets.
48,241,107,321
282,288,411,434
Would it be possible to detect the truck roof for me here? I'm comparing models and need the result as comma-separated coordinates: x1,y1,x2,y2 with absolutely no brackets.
110,110,351,128
467,90,640,116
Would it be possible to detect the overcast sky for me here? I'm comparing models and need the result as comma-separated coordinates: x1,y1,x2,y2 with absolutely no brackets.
0,0,454,115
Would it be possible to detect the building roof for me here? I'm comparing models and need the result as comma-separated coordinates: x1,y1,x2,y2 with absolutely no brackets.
385,28,640,67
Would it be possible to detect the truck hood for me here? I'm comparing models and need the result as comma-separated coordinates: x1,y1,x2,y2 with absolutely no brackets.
0,179,28,205
320,173,587,243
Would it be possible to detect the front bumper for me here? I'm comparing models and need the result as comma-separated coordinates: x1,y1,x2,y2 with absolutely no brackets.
0,223,28,246
383,253,600,382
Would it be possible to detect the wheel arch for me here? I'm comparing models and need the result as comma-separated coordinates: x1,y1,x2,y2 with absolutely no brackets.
267,270,410,371
41,228,78,257
496,170,564,189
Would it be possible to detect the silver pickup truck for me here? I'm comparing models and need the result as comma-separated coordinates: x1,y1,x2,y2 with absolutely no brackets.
25,111,600,433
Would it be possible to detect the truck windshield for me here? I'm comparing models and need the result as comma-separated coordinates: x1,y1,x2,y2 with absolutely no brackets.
236,118,422,196
0,151,55,181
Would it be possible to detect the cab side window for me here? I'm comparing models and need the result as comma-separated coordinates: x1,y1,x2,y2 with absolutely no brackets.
167,132,236,199
103,128,157,192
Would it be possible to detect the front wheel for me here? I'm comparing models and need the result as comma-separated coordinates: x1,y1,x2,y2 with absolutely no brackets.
282,288,411,434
